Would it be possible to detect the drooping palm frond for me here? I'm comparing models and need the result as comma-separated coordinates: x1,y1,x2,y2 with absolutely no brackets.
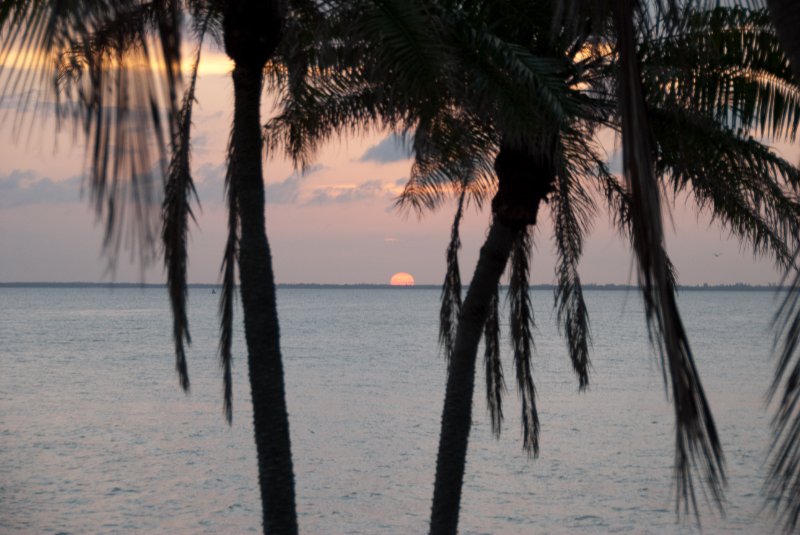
7,0,186,270
162,25,206,393
484,284,505,437
615,0,725,518
552,131,598,390
439,187,465,365
397,108,497,214
218,130,240,425
508,227,539,457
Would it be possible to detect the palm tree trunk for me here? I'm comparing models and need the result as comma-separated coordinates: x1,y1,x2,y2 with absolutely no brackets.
231,64,298,535
429,219,518,535
766,0,800,81
429,143,555,535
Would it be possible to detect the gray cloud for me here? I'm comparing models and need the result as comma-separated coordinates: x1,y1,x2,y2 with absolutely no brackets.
191,163,326,205
266,164,325,204
607,149,622,175
0,169,82,208
192,163,225,204
307,180,391,205
358,134,411,164
266,175,303,204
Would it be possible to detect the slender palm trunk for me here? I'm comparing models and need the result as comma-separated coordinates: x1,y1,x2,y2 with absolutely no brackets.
766,0,800,81
430,219,518,535
231,64,298,534
429,143,555,535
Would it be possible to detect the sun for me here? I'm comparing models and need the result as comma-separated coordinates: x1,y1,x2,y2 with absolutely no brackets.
390,272,415,286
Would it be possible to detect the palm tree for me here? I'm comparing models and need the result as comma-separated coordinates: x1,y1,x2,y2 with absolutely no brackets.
0,1,301,532
267,1,800,532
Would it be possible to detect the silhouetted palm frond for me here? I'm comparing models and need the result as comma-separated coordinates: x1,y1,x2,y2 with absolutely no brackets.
642,6,800,142
218,126,240,425
398,108,497,214
439,188,465,365
651,108,800,268
552,131,597,390
508,227,539,456
162,25,207,392
616,0,725,517
54,1,183,267
484,284,505,437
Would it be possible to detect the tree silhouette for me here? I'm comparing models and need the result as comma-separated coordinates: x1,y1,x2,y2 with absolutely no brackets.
0,2,302,532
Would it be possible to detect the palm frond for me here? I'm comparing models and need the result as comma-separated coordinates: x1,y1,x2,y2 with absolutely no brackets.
616,0,725,518
509,227,539,457
553,132,597,389
397,108,497,214
650,107,800,268
50,1,179,269
356,0,448,112
444,7,582,149
484,284,505,437
439,187,465,364
162,23,206,393
219,137,239,425
641,7,800,142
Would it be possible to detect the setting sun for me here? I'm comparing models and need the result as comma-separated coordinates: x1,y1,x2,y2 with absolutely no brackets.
389,272,415,286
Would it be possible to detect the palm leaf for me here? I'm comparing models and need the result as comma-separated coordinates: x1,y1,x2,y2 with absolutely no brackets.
641,7,800,142
484,284,505,437
219,131,240,425
615,0,725,518
553,131,597,389
439,187,465,365
650,107,800,268
162,24,206,392
46,1,178,268
508,227,539,456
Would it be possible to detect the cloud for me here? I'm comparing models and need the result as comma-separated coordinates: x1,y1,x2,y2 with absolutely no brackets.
0,169,82,207
607,149,622,175
266,175,303,204
307,180,392,205
191,163,325,205
358,134,412,164
266,164,325,204
191,163,225,203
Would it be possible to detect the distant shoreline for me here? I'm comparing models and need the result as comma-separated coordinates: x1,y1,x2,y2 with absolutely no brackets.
0,282,786,291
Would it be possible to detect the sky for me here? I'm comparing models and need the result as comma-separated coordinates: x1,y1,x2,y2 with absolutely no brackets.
0,50,792,286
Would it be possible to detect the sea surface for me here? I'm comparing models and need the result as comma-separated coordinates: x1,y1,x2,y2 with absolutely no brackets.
0,287,786,533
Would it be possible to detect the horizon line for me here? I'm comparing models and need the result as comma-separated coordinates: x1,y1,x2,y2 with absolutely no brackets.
0,281,786,291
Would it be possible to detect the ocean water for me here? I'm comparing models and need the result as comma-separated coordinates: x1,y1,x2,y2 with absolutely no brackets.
0,287,784,533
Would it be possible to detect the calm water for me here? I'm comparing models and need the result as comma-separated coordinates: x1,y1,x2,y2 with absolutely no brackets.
0,287,784,533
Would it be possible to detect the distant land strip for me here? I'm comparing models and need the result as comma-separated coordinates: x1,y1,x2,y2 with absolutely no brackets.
0,282,787,291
